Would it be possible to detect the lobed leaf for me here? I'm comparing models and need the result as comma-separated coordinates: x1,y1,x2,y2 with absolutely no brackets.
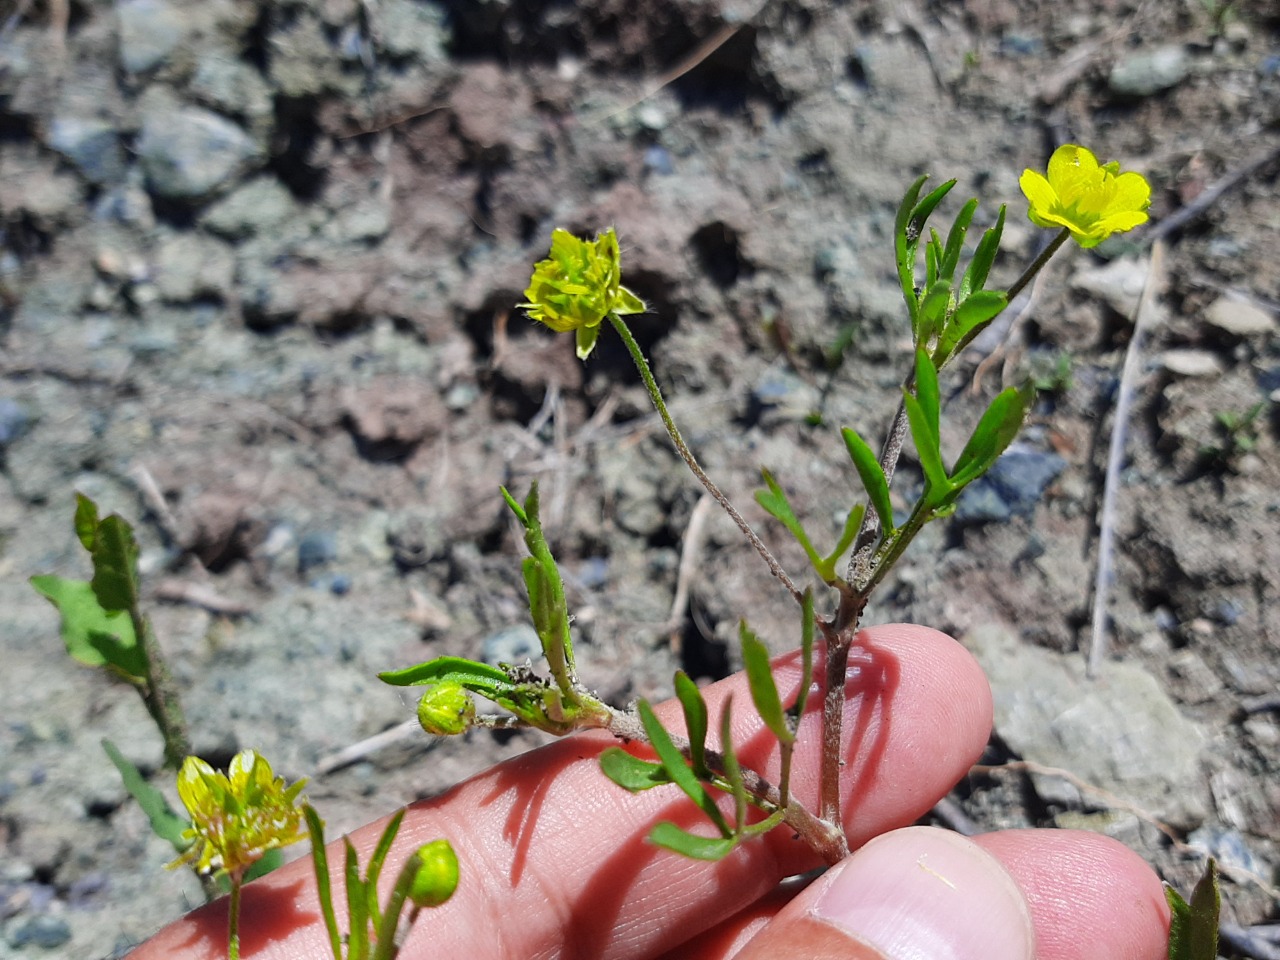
842,428,894,535
89,515,141,613
30,575,146,680
73,492,98,551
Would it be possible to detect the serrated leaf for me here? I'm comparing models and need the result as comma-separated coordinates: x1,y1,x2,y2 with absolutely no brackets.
74,493,99,552
638,700,730,837
740,624,791,744
842,428,894,535
754,469,825,577
673,671,710,776
949,383,1034,489
101,739,188,851
89,515,140,613
649,822,739,861
600,748,674,791
30,575,145,680
1166,860,1219,960
939,197,979,284
959,205,1005,301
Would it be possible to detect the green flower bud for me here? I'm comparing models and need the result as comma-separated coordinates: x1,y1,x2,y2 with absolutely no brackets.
406,839,459,908
417,682,476,736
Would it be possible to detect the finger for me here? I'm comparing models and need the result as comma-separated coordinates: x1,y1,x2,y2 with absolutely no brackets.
697,828,1168,960
132,624,992,960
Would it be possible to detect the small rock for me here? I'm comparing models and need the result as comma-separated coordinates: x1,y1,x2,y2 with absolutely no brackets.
137,100,262,201
1070,256,1149,316
956,447,1067,523
200,176,298,239
643,145,675,176
965,624,1207,827
0,398,29,447
1108,46,1189,97
1204,296,1275,337
297,531,338,574
5,913,72,949
190,54,273,121
117,0,188,73
46,117,126,185
377,0,450,62
482,625,540,667
1187,824,1266,877
153,233,236,302
1158,349,1224,377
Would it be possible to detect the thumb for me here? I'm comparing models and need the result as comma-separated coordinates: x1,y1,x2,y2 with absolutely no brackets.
736,827,1035,960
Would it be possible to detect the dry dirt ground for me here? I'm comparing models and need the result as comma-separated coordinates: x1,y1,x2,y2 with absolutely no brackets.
1,0,1278,957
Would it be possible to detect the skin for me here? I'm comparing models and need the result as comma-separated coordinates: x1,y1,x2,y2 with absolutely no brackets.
131,624,1170,960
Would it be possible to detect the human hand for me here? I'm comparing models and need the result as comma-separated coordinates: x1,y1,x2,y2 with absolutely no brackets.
130,624,1170,959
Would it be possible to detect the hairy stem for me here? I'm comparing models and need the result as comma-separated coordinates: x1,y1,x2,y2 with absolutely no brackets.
1006,228,1069,303
132,610,191,769
227,877,243,960
608,314,804,605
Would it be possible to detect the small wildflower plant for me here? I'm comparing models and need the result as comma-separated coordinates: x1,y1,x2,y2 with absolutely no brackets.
382,146,1162,870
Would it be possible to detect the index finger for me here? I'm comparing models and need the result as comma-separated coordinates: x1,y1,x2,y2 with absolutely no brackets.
131,623,992,960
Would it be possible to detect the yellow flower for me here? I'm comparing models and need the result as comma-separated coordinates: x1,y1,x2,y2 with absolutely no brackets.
168,750,308,880
1020,145,1151,248
520,227,646,359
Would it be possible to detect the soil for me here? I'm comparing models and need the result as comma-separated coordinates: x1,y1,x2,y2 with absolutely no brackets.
1,0,1278,957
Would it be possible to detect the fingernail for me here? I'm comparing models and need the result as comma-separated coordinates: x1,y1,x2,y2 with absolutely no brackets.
810,826,1034,960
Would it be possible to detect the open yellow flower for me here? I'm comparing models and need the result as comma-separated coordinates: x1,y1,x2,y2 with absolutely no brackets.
1020,145,1151,248
520,227,646,359
168,750,308,880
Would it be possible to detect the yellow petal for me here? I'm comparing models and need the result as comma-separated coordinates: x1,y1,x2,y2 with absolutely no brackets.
1106,171,1151,215
1019,169,1058,215
1046,144,1093,187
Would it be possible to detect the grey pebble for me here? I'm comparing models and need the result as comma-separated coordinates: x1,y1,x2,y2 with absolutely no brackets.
482,624,540,667
1109,46,1189,97
137,103,262,201
5,913,73,949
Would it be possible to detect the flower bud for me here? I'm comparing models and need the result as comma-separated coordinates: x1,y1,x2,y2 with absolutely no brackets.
417,682,476,736
406,839,459,908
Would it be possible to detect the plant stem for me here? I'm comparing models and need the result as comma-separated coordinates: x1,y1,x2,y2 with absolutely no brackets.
227,877,243,960
608,314,804,605
1006,228,1069,303
372,860,417,960
132,610,191,769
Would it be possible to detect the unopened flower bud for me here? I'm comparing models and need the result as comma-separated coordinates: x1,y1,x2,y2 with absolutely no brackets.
406,839,459,908
417,682,475,736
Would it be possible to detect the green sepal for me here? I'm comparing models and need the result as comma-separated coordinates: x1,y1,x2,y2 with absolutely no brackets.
599,748,674,791
649,822,738,861
1166,859,1219,960
959,205,1006,301
614,290,646,316
304,806,344,960
576,322,602,360
673,671,710,776
740,623,791,745
101,739,189,852
939,197,979,284
842,428,894,535
935,290,1008,367
755,469,828,580
30,576,146,681
949,382,1034,489
637,699,731,837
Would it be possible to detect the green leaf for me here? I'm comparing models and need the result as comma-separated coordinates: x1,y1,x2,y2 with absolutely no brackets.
916,281,951,348
637,700,730,837
949,383,1034,489
101,739,189,852
1166,860,1219,960
959,205,1005,301
365,809,405,932
89,514,141,613
73,492,99,551
939,197,979,284
243,849,282,883
754,470,825,577
740,624,791,744
820,503,863,572
304,807,344,960
924,229,941,290
894,175,930,323
935,290,1008,367
344,839,369,959
673,671,710,776
718,698,748,831
914,349,941,445
649,822,738,861
30,575,146,680
379,656,512,689
903,393,952,499
842,428,894,535
789,590,816,729
499,485,528,525
600,748,674,791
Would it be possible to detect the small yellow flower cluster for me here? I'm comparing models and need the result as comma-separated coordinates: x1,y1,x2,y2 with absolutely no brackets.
1020,144,1151,248
168,750,308,880
520,227,646,359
